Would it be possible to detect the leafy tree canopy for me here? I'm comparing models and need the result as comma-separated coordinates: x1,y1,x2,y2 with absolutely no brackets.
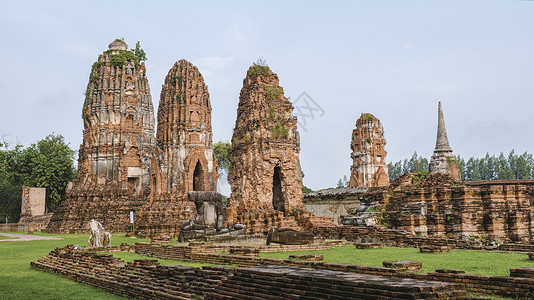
213,141,232,174
0,134,76,222
388,150,534,182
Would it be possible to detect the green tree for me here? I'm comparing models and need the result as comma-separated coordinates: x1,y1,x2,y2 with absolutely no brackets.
22,134,76,210
336,175,348,188
388,151,429,182
392,150,534,182
0,141,25,222
302,185,313,194
133,41,147,62
213,141,232,174
387,161,403,182
0,134,76,221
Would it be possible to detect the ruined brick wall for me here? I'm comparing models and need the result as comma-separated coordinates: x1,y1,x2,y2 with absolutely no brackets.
226,64,304,233
19,186,46,223
32,246,471,299
348,113,389,187
312,173,534,243
388,178,534,242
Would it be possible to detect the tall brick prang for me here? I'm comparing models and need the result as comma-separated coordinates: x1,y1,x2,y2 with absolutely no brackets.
46,40,156,233
226,64,305,233
348,113,389,187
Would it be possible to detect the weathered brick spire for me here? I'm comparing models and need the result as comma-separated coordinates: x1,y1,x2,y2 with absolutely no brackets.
151,59,218,197
429,102,460,179
226,63,305,233
348,113,389,187
434,101,452,153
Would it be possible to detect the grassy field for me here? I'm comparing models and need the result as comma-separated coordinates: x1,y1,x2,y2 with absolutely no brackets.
2,233,532,299
0,234,16,240
0,232,152,299
260,245,534,276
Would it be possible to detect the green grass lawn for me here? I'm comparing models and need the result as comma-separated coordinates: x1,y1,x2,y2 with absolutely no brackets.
0,232,152,299
2,233,532,300
260,245,534,276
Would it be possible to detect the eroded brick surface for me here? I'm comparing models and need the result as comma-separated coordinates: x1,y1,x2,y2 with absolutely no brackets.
226,64,308,234
46,44,217,237
348,113,389,187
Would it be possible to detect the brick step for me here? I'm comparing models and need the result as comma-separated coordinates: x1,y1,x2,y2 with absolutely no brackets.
211,282,288,300
229,274,365,299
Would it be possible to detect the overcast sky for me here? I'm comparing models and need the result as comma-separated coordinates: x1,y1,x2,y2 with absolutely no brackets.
1,0,533,193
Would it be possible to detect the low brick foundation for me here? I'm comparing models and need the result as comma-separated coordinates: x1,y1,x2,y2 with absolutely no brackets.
314,225,534,254
135,242,534,299
31,246,467,299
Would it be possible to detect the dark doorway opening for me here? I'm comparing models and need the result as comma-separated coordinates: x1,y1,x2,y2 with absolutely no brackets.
193,160,204,191
273,166,284,212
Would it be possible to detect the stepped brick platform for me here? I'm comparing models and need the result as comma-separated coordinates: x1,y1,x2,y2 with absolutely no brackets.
205,266,467,300
135,242,534,299
32,246,469,300
510,267,534,278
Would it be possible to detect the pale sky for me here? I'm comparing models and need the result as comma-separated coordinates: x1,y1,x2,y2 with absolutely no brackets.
1,0,533,194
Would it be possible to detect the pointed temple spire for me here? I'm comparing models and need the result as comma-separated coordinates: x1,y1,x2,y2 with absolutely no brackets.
434,101,452,153
429,101,461,180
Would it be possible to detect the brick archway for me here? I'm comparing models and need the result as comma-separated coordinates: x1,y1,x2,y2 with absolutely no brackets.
185,151,210,192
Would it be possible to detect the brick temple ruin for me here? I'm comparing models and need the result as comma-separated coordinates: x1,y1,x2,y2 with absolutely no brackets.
428,101,461,180
29,39,534,300
46,41,218,237
348,113,389,187
45,39,534,245
225,64,309,234
305,102,534,243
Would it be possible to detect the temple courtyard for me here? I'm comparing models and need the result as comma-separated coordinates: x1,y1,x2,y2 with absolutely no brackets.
1,231,534,299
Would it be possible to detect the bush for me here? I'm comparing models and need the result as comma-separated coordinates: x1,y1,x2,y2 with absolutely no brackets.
248,63,270,77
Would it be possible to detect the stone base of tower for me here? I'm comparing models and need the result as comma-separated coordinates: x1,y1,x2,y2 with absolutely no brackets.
45,188,146,234
226,205,335,235
134,197,196,238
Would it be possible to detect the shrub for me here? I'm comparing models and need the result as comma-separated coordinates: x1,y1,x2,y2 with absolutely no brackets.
248,63,270,77
263,84,283,100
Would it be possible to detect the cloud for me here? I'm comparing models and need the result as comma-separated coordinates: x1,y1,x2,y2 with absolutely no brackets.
401,42,416,50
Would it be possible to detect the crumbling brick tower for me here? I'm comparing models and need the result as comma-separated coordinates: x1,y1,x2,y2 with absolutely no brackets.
152,59,218,197
348,113,389,187
137,60,219,237
226,64,305,234
428,101,461,180
46,40,156,233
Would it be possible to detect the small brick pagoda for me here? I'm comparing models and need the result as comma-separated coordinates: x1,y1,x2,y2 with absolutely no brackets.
226,64,307,234
429,101,461,180
348,113,389,187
